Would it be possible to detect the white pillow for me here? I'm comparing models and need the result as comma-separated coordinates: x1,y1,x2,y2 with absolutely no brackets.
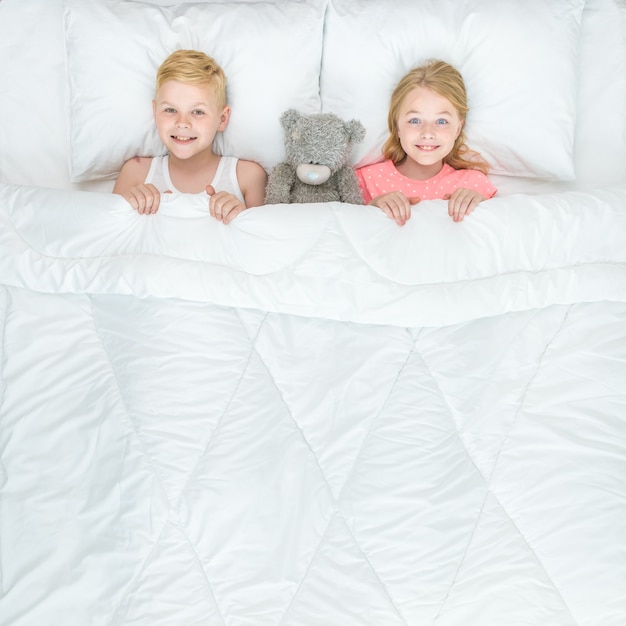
321,0,586,181
64,0,325,182
574,0,626,184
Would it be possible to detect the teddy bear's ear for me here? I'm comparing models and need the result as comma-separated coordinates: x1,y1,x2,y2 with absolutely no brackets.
344,119,366,144
280,108,301,133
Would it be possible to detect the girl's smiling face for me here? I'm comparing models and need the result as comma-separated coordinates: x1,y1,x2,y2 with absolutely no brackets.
396,86,463,177
153,80,230,160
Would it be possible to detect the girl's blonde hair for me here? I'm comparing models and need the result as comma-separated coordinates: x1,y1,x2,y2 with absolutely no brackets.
383,59,488,174
155,49,227,109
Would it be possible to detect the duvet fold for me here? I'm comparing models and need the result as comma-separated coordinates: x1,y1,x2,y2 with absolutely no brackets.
1,182,625,326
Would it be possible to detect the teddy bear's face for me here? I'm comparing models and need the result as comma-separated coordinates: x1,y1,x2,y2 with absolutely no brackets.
266,109,366,204
284,113,354,174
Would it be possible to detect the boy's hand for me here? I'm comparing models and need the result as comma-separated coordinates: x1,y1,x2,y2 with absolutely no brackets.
123,183,162,214
370,191,421,226
207,185,246,224
444,188,485,222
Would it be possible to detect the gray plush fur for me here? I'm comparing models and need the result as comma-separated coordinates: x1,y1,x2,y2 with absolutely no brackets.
265,109,366,205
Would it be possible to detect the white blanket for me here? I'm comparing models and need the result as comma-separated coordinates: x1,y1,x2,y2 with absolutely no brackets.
1,183,625,625
2,182,626,326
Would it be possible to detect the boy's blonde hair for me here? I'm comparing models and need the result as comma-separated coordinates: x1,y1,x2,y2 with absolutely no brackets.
383,59,488,174
155,49,227,109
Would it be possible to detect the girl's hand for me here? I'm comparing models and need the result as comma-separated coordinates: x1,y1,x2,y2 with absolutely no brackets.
123,183,162,214
207,186,246,224
444,188,485,222
370,191,420,226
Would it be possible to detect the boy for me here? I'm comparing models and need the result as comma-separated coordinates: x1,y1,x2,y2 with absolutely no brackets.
113,50,266,224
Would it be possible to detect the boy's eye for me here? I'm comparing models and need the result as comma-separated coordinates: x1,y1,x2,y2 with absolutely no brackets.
164,107,176,114
192,109,206,116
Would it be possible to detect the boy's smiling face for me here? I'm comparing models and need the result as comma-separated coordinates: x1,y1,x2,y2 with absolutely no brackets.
153,80,230,160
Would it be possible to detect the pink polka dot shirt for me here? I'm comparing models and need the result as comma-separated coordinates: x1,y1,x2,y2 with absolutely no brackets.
356,160,497,204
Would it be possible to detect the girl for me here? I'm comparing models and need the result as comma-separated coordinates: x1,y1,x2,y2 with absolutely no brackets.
114,50,267,224
356,60,496,225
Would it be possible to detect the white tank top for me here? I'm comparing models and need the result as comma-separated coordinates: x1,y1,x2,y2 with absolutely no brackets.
145,154,244,203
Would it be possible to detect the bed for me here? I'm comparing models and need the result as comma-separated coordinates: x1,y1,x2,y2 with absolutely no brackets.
1,1,625,625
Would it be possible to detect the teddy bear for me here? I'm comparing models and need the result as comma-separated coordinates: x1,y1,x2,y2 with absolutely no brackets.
264,109,366,205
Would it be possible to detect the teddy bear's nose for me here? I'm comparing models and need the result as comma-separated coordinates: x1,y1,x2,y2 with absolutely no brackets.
296,164,331,185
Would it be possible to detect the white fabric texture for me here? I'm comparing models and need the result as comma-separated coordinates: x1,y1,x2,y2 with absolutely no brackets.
1,184,625,625
321,0,585,181
2,0,626,624
63,0,326,181
573,0,626,184
2,183,626,326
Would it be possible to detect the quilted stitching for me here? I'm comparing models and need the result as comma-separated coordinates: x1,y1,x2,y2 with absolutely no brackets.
1,289,625,625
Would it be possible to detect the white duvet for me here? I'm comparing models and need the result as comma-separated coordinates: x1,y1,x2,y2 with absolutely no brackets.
3,183,626,326
1,183,625,625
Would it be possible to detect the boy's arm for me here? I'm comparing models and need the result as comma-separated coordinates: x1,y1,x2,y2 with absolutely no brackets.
207,159,267,225
113,157,161,214
237,159,268,208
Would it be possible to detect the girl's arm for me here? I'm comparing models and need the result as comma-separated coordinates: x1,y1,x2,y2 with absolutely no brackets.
369,191,422,227
444,188,489,222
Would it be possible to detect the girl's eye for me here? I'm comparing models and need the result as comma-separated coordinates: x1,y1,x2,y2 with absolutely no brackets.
408,118,421,125
436,119,448,125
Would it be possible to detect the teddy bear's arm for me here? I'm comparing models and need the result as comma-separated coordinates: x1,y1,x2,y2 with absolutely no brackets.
264,162,297,204
335,165,365,205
